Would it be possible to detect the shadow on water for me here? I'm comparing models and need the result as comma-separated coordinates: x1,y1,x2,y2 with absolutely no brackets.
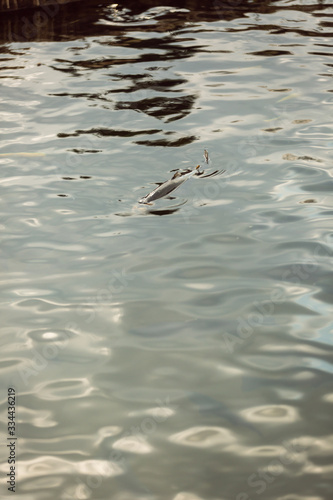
115,198,187,217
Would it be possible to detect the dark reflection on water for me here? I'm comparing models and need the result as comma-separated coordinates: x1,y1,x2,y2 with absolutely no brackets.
115,95,197,123
57,128,163,138
1,0,333,499
0,0,332,44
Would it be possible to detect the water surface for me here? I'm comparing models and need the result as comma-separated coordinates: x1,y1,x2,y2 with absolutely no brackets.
0,1,332,499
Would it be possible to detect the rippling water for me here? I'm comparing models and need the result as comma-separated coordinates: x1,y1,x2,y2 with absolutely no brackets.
0,0,333,499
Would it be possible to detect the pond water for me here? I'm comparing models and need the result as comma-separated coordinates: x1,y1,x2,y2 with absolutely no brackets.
0,0,333,499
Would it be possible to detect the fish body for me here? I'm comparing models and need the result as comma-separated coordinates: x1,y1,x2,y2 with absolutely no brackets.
139,166,202,205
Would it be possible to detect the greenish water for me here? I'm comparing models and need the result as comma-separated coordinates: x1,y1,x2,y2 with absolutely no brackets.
0,1,333,499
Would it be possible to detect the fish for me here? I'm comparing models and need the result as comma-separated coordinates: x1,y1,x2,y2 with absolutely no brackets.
138,165,203,205
138,149,225,205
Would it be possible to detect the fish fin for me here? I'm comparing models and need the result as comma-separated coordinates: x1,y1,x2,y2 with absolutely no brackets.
204,149,209,164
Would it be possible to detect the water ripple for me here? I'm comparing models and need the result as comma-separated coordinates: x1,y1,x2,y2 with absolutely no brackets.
1,1,333,499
